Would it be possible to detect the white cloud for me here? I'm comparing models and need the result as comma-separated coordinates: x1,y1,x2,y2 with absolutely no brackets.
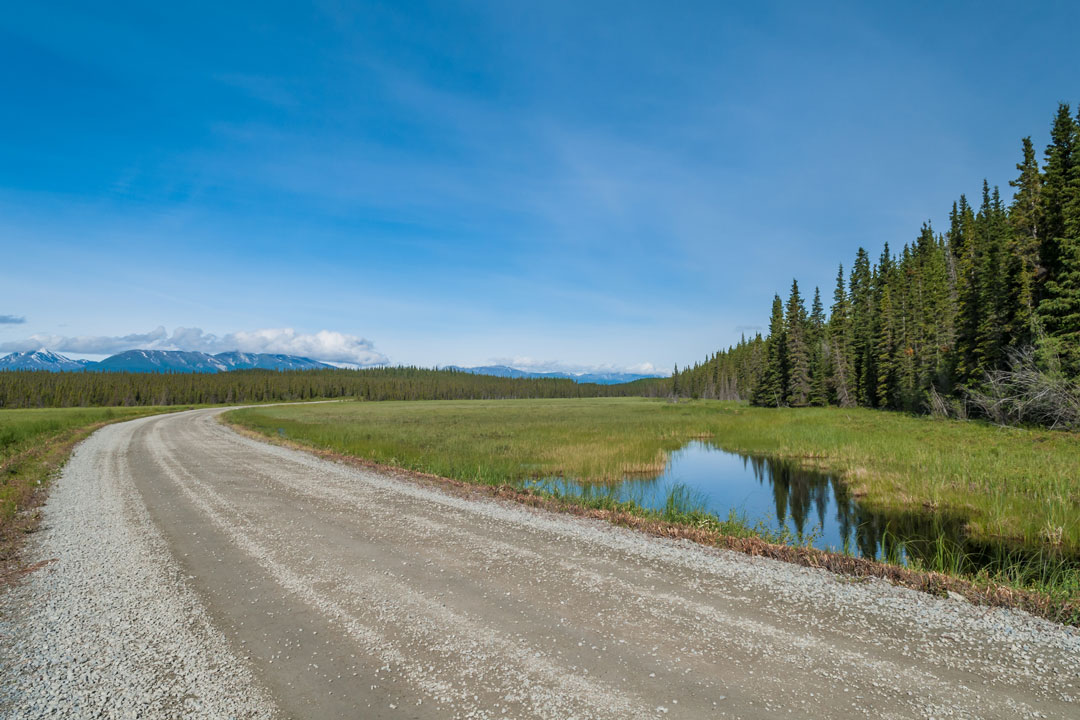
215,328,387,365
0,327,388,366
488,356,664,376
0,327,170,355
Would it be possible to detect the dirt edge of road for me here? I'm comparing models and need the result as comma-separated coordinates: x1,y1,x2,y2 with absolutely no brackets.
223,416,1079,626
1,408,201,585
1,421,120,585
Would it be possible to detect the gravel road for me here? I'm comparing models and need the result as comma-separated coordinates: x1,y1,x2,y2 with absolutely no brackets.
2,408,1078,719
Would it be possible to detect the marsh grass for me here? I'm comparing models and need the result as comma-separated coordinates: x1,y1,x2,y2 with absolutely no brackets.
902,533,1080,620
227,398,1080,554
226,398,1080,610
226,401,1080,622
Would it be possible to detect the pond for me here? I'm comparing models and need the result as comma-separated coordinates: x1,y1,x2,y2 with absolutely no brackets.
525,440,998,568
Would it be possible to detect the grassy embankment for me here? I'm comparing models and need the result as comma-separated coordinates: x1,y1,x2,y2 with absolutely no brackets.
0,406,185,575
226,397,1080,619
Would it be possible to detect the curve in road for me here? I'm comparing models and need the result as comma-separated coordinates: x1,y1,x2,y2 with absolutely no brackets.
2,408,1078,719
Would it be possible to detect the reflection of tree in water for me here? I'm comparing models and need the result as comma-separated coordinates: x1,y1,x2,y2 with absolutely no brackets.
533,445,1076,576
744,453,1064,573
748,455,958,559
749,457,834,542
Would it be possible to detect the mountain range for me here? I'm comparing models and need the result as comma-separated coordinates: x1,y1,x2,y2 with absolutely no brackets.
443,365,662,385
0,349,333,373
0,349,94,372
0,351,661,384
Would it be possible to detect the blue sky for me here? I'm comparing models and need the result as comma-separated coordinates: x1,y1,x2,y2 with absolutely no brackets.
1,1,1078,372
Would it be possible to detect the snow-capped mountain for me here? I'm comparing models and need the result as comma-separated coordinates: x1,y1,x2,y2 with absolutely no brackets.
92,350,232,373
213,351,331,371
0,348,88,372
0,351,654,382
444,364,662,385
0,349,336,373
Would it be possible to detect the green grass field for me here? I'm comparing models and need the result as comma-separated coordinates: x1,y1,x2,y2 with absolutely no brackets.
225,398,1080,556
0,407,163,462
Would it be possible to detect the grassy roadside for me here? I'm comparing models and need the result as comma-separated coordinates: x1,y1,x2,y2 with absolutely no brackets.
0,406,193,580
224,398,1080,623
225,398,1080,553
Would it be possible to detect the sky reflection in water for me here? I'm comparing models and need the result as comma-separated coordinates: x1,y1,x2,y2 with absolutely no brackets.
528,441,966,563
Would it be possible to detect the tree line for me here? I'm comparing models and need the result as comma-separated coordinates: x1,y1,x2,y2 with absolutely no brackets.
670,103,1080,421
0,367,651,409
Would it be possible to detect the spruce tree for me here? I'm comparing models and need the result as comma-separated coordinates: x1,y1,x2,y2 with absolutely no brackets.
1037,106,1080,375
1004,138,1042,349
849,248,874,405
1037,240,1080,374
875,282,898,408
1010,136,1043,266
828,265,855,406
808,287,829,405
1039,104,1077,285
702,102,1080,413
785,280,812,406
754,295,788,406
871,244,900,408
894,243,919,409
975,185,1009,373
912,223,953,399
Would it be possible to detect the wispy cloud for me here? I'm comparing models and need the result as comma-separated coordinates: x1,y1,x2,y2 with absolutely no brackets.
215,73,298,108
0,315,26,324
0,327,388,365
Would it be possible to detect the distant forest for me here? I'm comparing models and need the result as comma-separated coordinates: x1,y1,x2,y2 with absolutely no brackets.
670,103,1080,425
0,366,651,408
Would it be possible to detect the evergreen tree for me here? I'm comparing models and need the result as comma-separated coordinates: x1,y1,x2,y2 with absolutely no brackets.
1037,107,1080,374
1003,138,1042,349
875,282,898,408
1010,136,1043,266
849,248,875,405
908,223,946,398
726,104,1080,417
871,244,899,408
784,280,811,406
893,243,918,409
754,295,788,407
1037,240,1080,374
828,264,855,406
1039,104,1077,284
977,185,1009,372
808,287,829,405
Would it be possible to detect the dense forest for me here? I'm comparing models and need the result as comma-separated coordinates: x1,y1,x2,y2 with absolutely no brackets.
0,367,650,408
671,103,1080,426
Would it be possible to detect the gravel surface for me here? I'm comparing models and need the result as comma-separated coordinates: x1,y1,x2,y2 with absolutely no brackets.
0,412,276,719
2,407,1078,719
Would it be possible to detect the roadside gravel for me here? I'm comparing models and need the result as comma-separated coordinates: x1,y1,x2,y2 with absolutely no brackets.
0,418,275,719
1,408,1078,719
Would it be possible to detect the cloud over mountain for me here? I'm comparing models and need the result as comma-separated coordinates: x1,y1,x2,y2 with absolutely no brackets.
487,357,663,376
0,327,388,366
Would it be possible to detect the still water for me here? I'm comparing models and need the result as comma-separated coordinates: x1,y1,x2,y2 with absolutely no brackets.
528,440,972,564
